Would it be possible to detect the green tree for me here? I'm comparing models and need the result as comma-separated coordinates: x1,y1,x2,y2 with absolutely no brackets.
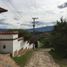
50,18,67,57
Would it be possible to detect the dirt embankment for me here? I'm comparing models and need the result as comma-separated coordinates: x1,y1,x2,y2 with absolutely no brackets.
0,54,19,67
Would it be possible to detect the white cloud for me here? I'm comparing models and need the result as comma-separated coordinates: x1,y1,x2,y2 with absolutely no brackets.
0,0,67,29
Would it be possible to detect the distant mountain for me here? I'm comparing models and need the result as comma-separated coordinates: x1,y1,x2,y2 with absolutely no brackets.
0,29,9,32
26,26,54,32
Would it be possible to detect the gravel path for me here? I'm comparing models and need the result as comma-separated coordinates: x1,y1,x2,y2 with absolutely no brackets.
25,49,60,67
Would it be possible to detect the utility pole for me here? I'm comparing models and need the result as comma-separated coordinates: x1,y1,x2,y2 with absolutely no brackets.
32,17,38,34
32,17,38,49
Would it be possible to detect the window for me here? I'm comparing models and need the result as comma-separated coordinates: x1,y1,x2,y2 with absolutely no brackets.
3,45,6,49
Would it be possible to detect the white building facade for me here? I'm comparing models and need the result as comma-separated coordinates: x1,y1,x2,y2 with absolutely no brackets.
0,32,33,56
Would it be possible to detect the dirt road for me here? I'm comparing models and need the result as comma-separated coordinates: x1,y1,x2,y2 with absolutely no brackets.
25,49,60,67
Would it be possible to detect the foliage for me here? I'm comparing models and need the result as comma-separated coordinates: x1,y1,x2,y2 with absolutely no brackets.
18,30,32,41
49,49,67,67
13,50,33,67
38,34,51,48
50,18,67,57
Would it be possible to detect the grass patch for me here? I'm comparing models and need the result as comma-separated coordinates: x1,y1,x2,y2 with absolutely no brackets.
49,50,67,67
13,50,33,67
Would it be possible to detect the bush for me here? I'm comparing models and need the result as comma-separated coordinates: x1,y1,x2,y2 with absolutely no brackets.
50,18,67,58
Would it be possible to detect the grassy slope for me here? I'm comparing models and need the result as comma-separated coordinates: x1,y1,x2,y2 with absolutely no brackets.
13,50,33,67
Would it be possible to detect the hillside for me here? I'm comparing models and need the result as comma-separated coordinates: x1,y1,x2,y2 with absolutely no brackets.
26,26,54,32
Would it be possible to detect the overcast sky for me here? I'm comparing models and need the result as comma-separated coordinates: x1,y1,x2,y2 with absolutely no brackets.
0,0,67,29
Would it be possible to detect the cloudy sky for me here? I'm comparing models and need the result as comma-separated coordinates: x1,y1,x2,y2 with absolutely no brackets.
0,0,67,29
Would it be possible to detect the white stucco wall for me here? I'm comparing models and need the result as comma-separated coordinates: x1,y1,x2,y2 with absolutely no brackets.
0,34,19,54
13,39,21,52
0,35,13,39
29,43,33,49
0,39,24,54
13,34,18,39
18,40,23,49
0,34,18,39
0,34,33,55
23,41,29,49
0,41,13,53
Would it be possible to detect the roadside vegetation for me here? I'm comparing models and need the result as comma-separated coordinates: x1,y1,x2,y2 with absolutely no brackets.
39,35,51,48
49,50,67,67
49,18,67,67
13,50,33,67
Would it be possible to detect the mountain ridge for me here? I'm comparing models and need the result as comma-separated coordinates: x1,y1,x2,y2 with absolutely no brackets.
26,26,54,32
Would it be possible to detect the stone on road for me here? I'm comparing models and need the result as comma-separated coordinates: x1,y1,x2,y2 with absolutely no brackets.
25,49,60,67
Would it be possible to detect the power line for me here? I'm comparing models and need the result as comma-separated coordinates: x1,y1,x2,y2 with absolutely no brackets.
1,0,19,19
1,0,45,27
1,0,23,22
7,0,23,20
8,0,22,19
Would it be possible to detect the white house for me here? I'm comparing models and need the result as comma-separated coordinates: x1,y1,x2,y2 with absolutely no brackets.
0,31,33,56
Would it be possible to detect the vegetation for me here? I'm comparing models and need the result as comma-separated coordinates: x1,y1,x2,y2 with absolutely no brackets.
49,50,67,67
50,18,67,58
49,18,67,67
38,32,51,48
13,50,33,67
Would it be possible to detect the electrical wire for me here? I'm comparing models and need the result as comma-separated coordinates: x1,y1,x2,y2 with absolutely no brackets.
1,0,23,22
7,0,24,20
